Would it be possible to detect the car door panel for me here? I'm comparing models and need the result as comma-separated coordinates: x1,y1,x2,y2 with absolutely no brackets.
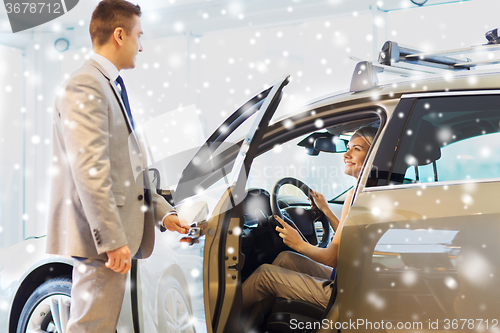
173,76,290,333
203,189,241,331
339,181,500,331
333,92,500,331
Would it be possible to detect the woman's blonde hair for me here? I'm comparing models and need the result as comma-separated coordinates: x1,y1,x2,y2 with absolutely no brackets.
351,126,378,146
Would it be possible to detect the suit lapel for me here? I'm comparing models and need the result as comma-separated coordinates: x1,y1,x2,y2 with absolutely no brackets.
86,59,150,180
108,80,139,142
86,59,139,143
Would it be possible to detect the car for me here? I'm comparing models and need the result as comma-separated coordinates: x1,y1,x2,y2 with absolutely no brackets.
2,37,500,333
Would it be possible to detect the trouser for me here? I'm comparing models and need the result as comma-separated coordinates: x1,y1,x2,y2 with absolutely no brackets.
241,251,334,327
66,257,127,333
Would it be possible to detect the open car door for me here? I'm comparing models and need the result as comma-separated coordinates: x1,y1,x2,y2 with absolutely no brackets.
174,76,290,333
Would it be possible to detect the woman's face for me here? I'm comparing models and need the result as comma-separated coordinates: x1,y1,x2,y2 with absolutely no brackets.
344,135,370,178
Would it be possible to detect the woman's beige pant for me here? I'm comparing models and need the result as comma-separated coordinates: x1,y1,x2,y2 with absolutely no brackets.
241,251,334,328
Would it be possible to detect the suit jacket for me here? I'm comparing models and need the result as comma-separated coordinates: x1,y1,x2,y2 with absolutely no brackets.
46,59,174,260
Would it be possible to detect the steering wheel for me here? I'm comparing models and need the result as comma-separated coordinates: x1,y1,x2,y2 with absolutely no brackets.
271,177,331,248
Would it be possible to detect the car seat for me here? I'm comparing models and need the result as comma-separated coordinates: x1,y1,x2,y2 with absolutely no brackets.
402,119,442,183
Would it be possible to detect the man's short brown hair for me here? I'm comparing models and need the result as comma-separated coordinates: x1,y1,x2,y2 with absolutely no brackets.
89,0,141,47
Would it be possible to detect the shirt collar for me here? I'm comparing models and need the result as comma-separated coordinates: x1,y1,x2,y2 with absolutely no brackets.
91,53,120,82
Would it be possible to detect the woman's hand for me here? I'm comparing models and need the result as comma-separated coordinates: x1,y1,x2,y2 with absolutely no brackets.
309,190,329,213
274,215,304,252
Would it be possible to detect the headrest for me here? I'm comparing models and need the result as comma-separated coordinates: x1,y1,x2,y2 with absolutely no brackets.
411,120,441,166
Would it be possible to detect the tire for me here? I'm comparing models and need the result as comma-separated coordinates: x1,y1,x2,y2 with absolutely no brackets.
157,276,196,333
16,276,72,333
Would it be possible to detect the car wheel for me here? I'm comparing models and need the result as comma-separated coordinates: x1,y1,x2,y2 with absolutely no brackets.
158,276,195,333
16,276,72,333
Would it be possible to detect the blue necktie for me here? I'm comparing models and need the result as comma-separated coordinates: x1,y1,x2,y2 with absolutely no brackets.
115,76,150,204
115,75,135,131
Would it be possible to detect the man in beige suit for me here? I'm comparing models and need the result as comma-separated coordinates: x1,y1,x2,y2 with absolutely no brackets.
46,1,188,331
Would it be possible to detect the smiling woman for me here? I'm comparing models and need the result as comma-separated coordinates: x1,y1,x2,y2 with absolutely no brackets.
240,125,379,331
344,127,377,178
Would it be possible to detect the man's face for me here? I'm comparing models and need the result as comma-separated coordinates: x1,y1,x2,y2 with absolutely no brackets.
121,15,143,69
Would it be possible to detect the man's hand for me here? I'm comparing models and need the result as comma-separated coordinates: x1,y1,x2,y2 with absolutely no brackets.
274,215,304,252
163,214,190,234
105,244,131,274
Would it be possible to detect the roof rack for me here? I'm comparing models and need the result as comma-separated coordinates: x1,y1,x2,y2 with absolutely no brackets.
350,30,500,93
378,41,500,70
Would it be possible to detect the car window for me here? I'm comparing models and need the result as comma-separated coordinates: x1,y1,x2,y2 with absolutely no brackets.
246,132,356,201
390,94,500,185
404,133,500,183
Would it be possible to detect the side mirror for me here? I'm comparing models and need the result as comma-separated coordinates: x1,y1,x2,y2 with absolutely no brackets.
314,136,347,153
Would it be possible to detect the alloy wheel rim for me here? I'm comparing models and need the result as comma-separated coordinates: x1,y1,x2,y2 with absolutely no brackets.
163,288,194,333
26,294,71,333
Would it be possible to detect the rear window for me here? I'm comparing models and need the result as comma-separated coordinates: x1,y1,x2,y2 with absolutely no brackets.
386,94,500,185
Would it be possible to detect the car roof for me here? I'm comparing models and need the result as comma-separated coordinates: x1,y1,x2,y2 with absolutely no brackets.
282,68,500,119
